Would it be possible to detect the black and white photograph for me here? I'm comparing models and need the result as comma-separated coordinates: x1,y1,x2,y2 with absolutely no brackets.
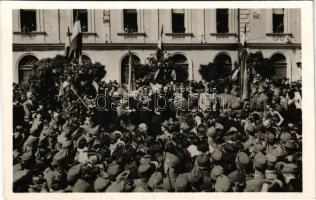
2,2,314,197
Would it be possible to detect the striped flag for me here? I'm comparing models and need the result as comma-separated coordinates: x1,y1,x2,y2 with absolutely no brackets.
68,20,82,61
58,81,70,97
231,67,240,81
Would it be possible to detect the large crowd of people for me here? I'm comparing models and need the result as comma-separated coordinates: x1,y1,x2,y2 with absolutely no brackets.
13,74,302,192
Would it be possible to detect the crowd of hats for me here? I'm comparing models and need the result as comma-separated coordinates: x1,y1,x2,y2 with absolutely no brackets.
12,76,302,192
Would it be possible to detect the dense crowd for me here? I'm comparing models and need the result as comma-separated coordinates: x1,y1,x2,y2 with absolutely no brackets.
13,75,302,192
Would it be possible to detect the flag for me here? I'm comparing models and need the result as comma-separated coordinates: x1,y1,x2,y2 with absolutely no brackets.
158,25,164,50
241,24,247,47
58,81,70,97
171,69,176,81
241,50,249,100
154,69,160,80
231,67,240,81
68,20,82,61
92,80,99,92
128,51,133,91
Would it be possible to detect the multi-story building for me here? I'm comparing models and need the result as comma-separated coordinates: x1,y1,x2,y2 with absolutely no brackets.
13,9,301,84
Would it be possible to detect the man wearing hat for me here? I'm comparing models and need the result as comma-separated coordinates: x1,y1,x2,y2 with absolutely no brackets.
244,153,267,192
134,162,155,192
215,175,232,192
193,153,212,191
227,152,249,191
281,163,301,192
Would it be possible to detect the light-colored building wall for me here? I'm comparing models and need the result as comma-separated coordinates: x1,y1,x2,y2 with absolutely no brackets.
13,9,301,83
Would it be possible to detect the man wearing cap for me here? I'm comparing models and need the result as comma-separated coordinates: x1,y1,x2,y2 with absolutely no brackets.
244,153,267,192
281,163,301,192
133,163,155,192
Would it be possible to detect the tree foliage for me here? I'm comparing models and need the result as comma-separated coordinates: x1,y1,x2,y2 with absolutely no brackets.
247,51,274,79
28,55,106,109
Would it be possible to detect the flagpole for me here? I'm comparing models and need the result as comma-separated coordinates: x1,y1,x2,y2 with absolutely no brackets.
128,49,132,92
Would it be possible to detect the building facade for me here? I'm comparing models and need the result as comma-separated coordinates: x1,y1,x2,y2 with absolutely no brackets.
13,9,302,83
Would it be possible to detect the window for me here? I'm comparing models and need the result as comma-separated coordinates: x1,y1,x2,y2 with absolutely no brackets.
170,54,189,82
73,9,88,32
216,9,229,33
273,9,284,33
20,10,37,33
123,9,138,33
172,9,185,33
271,53,287,80
18,55,38,83
121,54,141,84
213,54,232,78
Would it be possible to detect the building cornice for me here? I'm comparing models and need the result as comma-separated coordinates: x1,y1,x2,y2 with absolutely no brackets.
13,42,301,52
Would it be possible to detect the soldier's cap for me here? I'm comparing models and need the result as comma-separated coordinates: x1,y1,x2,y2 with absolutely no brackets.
228,126,238,133
253,143,266,153
282,163,298,173
187,166,203,184
107,161,121,180
228,169,245,183
207,126,216,138
67,164,82,183
51,150,67,166
222,142,234,153
267,133,276,143
265,169,278,180
235,152,250,169
72,179,92,192
94,176,111,192
280,132,292,143
215,175,231,192
165,152,180,168
284,140,298,149
253,152,267,169
175,173,190,192
211,148,223,162
272,145,287,158
215,122,224,131
13,169,31,185
245,123,255,134
138,163,155,179
266,154,277,166
210,165,224,181
21,150,33,163
147,171,163,190
196,153,211,169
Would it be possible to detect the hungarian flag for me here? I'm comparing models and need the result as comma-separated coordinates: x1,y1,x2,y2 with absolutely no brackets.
68,20,82,61
231,67,240,81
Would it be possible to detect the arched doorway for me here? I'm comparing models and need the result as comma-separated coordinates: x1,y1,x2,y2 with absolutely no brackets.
213,53,232,79
18,55,38,83
271,53,287,80
170,54,189,82
121,54,141,84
